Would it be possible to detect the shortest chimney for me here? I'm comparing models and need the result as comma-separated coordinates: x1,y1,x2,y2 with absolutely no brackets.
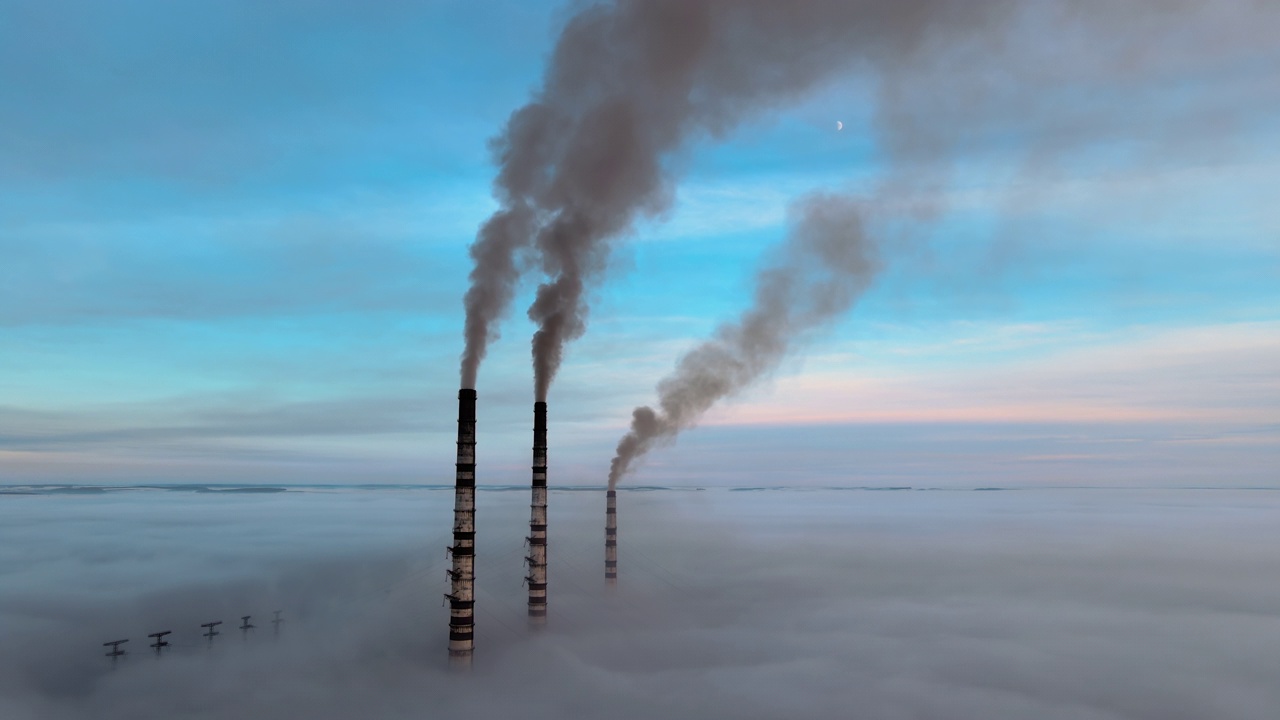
605,490,617,584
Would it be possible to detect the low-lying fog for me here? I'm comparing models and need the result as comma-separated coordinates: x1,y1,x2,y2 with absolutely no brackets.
3,485,1278,719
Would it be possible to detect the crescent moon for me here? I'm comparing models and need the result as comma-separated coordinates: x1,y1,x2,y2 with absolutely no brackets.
836,120,843,131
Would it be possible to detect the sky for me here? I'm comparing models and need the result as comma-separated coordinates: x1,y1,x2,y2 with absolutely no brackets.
1,0,1278,487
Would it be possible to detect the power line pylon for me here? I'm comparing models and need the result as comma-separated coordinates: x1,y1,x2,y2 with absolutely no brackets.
201,621,222,648
148,631,172,657
103,639,128,667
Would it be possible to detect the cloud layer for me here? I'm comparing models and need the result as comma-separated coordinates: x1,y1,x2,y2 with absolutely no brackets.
3,487,1279,719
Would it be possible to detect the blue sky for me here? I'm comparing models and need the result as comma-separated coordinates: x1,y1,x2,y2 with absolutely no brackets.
1,0,1277,486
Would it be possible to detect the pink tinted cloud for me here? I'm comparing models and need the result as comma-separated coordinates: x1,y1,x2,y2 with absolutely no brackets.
702,321,1280,427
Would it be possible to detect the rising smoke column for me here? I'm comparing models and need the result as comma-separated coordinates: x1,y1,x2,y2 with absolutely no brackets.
462,1,1279,397
458,0,1023,395
609,193,878,487
597,0,1280,484
461,207,536,388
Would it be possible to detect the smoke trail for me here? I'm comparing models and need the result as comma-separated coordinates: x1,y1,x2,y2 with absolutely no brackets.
460,206,535,388
462,1,1279,394
598,0,1280,482
609,193,877,486
458,0,1022,394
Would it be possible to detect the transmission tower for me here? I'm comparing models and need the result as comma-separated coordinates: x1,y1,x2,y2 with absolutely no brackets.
103,639,128,666
148,631,172,657
201,621,222,648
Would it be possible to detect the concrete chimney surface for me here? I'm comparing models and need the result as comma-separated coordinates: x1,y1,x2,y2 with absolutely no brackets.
605,490,617,584
448,389,476,662
527,402,548,622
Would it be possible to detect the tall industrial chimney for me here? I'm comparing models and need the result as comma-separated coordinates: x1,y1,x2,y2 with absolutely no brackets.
526,402,548,623
446,389,476,664
605,490,617,584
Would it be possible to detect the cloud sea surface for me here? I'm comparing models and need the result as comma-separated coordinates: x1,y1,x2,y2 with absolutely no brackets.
2,486,1277,719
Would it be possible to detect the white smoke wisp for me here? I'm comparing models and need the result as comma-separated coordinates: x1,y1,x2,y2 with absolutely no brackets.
608,193,878,487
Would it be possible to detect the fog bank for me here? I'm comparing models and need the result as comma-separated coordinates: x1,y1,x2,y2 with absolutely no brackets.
2,487,1278,719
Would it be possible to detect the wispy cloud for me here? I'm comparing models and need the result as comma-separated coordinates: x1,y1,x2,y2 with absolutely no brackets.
706,321,1280,426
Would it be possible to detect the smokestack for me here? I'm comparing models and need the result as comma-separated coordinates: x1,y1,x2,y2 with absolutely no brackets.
605,490,617,584
446,389,476,664
526,402,548,623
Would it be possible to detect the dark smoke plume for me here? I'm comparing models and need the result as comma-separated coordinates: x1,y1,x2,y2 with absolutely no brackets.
596,0,1280,482
461,206,536,388
609,193,877,487
462,0,1279,395
459,0,1022,394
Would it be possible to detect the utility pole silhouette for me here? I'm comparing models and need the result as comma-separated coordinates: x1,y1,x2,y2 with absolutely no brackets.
239,616,255,640
271,610,284,638
148,631,171,657
103,639,128,667
201,621,222,648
